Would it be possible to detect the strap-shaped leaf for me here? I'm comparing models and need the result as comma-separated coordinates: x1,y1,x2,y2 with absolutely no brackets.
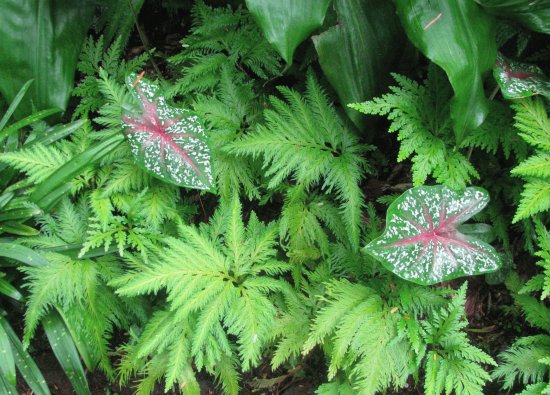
122,73,213,190
494,53,550,100
365,185,502,285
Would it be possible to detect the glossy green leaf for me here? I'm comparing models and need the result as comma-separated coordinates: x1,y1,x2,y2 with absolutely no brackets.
122,73,213,190
30,134,124,209
365,185,502,285
0,79,33,131
0,0,94,118
0,322,16,387
0,222,40,237
494,52,550,99
246,0,331,64
475,0,550,34
395,0,497,144
42,310,91,395
0,108,63,141
0,315,50,395
313,0,402,129
0,242,49,267
0,277,23,301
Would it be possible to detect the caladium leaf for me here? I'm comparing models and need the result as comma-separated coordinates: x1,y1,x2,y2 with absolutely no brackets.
494,53,550,99
365,185,502,285
122,73,213,190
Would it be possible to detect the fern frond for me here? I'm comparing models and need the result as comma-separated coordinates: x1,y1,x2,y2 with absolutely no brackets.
114,196,290,392
493,335,550,390
350,67,479,190
228,74,369,249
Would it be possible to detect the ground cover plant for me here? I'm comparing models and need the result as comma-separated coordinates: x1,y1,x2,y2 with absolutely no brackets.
0,1,549,394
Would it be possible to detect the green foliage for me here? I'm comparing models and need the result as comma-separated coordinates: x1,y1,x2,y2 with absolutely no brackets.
193,66,264,201
510,97,550,222
113,196,291,394
73,36,149,118
350,67,479,189
168,1,281,96
228,73,370,250
421,283,496,395
20,198,145,377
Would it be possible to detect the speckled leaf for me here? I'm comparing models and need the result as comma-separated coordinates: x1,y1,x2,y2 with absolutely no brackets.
494,53,550,99
365,185,502,285
122,73,213,190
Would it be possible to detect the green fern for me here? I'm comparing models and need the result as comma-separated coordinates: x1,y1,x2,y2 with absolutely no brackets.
421,283,496,395
193,66,263,201
349,67,481,190
19,198,144,377
168,1,281,96
228,73,370,250
73,35,149,118
510,97,550,222
113,196,291,394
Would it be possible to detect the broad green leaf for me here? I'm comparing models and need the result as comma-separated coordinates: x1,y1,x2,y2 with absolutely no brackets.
365,185,502,285
0,315,50,395
395,0,497,144
475,0,550,34
313,0,402,130
42,311,91,395
494,53,550,99
246,0,331,64
122,73,213,190
0,242,49,267
0,0,94,119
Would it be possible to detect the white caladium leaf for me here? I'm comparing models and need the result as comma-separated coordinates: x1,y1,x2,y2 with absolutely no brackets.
366,185,502,285
122,73,213,190
494,52,550,100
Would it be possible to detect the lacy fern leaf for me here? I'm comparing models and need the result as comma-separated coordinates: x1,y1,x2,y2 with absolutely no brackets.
113,196,291,393
511,97,550,222
228,73,370,250
349,67,480,190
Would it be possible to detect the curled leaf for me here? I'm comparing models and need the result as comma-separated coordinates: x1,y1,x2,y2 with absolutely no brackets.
122,73,213,190
365,185,502,285
494,53,550,100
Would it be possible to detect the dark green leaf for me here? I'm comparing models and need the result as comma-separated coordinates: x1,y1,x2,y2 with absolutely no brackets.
0,315,50,395
0,0,94,118
31,134,124,209
395,0,497,144
494,52,550,99
0,222,40,237
0,108,62,141
0,79,33,131
42,310,91,395
0,242,49,267
246,0,331,64
365,185,502,285
0,277,23,301
0,322,16,387
313,0,402,129
475,0,550,34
